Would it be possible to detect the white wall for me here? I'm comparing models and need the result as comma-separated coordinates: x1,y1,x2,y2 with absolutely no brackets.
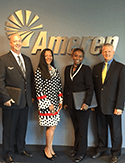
0,0,125,147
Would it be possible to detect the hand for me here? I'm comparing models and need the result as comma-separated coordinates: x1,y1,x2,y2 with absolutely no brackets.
64,105,68,110
4,99,15,106
91,108,95,111
80,103,88,111
32,98,34,103
49,104,55,113
58,103,62,111
114,109,123,115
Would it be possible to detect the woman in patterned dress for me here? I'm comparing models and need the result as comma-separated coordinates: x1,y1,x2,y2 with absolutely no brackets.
34,48,63,160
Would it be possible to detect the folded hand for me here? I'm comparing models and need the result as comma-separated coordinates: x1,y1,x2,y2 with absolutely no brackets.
4,99,15,106
114,109,122,115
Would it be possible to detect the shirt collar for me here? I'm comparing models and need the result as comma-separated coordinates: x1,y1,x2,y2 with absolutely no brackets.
11,50,21,57
104,58,113,65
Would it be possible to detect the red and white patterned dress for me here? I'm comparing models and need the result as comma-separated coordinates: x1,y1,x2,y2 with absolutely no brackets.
34,67,63,126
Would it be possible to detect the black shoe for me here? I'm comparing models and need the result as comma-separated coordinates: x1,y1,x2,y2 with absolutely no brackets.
92,151,105,159
69,150,77,157
109,156,120,163
73,155,86,163
4,154,15,163
21,151,33,158
52,153,58,158
43,149,54,161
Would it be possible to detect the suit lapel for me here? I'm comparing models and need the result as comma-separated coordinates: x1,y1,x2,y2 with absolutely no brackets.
22,54,28,79
9,52,26,80
98,62,104,85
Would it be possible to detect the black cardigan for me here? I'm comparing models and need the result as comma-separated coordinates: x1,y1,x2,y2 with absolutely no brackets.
63,64,93,108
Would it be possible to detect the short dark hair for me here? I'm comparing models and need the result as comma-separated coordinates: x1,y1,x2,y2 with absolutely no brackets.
72,48,85,57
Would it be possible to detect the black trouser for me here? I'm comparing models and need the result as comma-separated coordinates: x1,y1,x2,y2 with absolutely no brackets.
68,106,91,156
96,108,122,157
2,106,28,157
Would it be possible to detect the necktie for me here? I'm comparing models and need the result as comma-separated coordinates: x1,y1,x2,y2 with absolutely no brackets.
102,62,108,84
18,56,26,78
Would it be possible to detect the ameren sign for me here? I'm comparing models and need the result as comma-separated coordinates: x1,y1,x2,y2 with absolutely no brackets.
31,32,119,55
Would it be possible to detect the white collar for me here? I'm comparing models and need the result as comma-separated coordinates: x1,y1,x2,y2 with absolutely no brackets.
11,50,21,57
70,63,83,81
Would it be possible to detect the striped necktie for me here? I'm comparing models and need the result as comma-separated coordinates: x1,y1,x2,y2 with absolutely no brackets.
102,62,108,84
18,56,26,78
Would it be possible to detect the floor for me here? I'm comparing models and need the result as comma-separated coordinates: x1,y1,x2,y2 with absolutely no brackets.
0,145,125,163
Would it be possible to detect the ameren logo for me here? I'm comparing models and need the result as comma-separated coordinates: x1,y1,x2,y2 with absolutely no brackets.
5,10,119,55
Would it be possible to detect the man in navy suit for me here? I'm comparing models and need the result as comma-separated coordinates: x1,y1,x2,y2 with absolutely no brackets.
0,34,34,163
92,43,125,163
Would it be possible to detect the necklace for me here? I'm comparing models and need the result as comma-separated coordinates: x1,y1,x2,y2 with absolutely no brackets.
70,63,83,81
49,66,56,77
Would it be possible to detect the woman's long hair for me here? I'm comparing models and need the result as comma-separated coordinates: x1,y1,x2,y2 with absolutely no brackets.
38,48,55,79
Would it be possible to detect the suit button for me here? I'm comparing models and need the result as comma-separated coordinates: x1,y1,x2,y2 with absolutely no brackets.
101,88,103,90
25,89,26,91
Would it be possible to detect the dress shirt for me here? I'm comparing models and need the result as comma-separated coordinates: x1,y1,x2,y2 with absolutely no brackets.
11,50,26,71
102,58,113,72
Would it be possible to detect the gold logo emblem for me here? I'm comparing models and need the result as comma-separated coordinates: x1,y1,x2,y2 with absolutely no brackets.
5,10,43,47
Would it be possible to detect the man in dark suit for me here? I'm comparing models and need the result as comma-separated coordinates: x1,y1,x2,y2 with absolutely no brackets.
92,43,125,163
0,34,34,163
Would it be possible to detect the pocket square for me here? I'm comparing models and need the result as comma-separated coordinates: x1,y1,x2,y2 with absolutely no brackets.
8,67,14,70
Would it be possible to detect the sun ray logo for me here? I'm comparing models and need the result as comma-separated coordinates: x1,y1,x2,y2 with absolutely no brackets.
5,10,43,47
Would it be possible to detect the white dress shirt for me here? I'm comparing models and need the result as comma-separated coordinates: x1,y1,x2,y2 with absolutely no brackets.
11,50,26,71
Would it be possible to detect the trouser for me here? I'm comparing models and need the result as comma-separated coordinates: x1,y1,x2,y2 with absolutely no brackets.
96,108,122,157
2,106,28,157
68,106,91,156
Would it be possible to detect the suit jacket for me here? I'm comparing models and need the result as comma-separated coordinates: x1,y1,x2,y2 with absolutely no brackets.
92,59,125,115
0,51,34,109
63,64,93,109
